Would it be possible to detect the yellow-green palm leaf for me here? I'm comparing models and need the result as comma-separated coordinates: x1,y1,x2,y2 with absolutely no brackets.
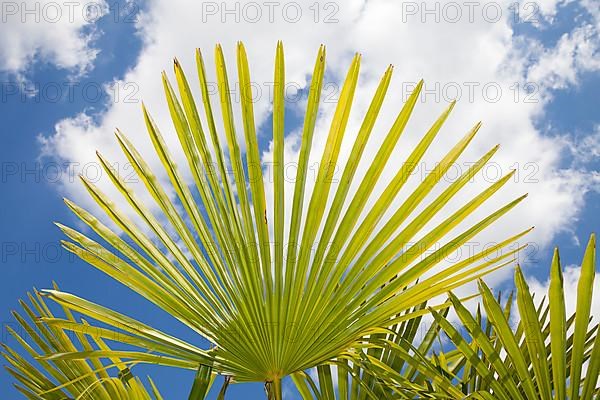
1,285,164,400
428,234,599,399
42,42,528,396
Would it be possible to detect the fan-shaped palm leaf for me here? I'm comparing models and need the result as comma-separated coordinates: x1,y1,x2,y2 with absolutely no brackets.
41,42,529,398
1,285,164,400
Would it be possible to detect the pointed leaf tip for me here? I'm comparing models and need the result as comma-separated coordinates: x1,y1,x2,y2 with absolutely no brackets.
514,264,525,280
53,221,66,230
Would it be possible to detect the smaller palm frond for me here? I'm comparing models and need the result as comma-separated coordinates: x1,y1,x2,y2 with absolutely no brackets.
425,233,600,399
1,284,165,400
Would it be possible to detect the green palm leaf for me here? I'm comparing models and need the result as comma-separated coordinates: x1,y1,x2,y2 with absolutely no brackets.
1,285,164,400
427,234,599,399
43,42,527,397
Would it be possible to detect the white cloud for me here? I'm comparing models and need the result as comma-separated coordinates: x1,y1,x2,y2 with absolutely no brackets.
0,0,108,75
528,24,600,92
565,124,600,166
37,0,600,294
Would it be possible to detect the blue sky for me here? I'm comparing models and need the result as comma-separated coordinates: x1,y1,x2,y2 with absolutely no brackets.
1,0,599,398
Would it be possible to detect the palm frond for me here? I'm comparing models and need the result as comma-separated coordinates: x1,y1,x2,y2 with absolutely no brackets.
43,42,528,396
426,234,599,399
1,285,164,400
